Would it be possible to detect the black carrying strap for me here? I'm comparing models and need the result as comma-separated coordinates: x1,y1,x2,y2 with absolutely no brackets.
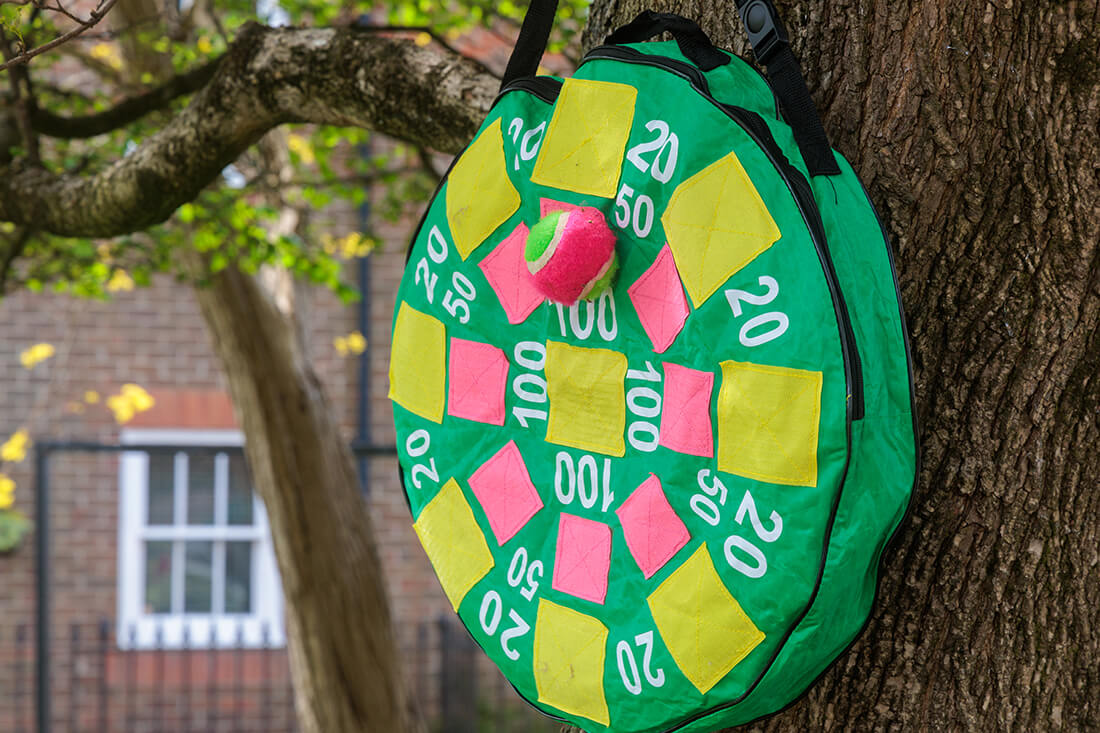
736,0,839,175
501,0,559,90
501,1,840,176
604,11,729,71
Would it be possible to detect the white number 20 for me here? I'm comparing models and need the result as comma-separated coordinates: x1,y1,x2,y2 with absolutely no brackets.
617,630,665,694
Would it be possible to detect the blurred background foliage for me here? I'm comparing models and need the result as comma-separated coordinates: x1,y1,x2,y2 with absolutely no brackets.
0,0,587,301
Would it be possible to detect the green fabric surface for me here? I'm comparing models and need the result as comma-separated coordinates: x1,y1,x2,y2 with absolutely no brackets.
390,45,916,733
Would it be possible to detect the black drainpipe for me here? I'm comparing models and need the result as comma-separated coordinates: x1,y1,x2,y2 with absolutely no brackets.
355,151,372,498
34,442,52,733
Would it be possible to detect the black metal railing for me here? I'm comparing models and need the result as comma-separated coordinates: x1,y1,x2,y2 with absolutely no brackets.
1,617,560,733
1,620,296,733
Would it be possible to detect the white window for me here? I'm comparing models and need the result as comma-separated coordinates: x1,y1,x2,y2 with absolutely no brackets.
117,428,285,649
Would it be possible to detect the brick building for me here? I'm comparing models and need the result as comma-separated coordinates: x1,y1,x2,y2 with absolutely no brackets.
0,188,450,725
0,16,576,730
0,181,560,731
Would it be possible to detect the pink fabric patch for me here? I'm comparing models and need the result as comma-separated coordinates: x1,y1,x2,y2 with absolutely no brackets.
659,362,715,457
627,244,690,353
478,223,544,325
447,338,508,425
616,474,690,579
467,440,544,545
552,513,612,604
540,198,582,217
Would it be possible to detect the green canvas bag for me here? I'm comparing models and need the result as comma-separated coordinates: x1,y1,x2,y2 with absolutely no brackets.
388,2,918,730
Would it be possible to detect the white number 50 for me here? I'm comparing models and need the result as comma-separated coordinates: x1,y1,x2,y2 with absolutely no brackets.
614,184,654,239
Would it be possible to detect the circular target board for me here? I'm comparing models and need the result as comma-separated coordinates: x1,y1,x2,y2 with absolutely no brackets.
391,66,851,733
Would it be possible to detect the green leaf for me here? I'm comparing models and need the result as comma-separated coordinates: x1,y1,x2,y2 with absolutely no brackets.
0,511,32,554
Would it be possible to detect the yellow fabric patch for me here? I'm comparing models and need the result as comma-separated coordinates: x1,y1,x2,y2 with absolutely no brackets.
531,78,637,198
647,543,764,694
412,479,494,611
661,152,781,307
446,118,521,260
533,598,611,726
717,360,822,487
545,341,627,457
388,303,447,423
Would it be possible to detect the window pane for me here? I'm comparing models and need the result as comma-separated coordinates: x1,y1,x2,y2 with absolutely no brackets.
187,453,216,525
146,453,175,525
184,541,213,613
225,542,253,613
144,541,173,614
227,454,254,526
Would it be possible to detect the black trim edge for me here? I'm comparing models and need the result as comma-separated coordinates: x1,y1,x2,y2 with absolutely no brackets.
583,45,864,420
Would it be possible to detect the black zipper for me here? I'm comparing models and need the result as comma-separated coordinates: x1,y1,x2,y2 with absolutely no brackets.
496,76,562,104
583,45,865,420
726,103,865,420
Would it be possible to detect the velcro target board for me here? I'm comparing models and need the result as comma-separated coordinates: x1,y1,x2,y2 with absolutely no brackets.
390,45,914,733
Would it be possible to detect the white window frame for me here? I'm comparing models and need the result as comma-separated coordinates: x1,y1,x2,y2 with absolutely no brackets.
117,428,285,650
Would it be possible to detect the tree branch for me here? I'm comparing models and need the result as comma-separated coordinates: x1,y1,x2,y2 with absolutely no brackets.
28,56,221,138
0,0,119,71
0,225,34,293
0,22,498,238
2,27,40,162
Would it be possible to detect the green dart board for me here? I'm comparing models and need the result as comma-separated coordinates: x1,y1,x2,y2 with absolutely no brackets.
390,45,916,733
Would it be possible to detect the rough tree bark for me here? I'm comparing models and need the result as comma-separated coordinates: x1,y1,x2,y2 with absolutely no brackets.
584,1,1100,730
187,256,422,733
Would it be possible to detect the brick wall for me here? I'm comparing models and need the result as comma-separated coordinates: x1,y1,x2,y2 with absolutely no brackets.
0,198,456,727
0,18,575,730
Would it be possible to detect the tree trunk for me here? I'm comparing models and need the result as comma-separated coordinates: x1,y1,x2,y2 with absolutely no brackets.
580,1,1099,730
189,258,422,733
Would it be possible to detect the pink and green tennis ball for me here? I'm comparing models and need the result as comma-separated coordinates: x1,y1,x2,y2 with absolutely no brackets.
524,207,618,305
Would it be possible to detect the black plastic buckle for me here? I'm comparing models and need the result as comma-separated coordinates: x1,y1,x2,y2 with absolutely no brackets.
739,0,789,64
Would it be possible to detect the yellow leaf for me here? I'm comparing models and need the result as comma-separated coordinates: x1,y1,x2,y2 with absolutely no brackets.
414,32,431,47
334,336,349,356
0,475,15,509
89,42,122,70
84,390,100,404
286,134,316,166
107,395,135,424
339,233,364,259
19,343,55,369
1,429,29,463
345,331,367,355
120,384,155,412
197,36,213,54
107,269,134,292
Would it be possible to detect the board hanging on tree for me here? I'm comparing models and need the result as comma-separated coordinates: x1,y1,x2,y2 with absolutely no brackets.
389,2,918,731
